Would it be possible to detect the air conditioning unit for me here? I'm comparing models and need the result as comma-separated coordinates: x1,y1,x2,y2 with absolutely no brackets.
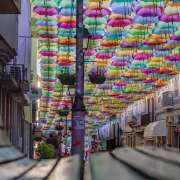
10,66,21,82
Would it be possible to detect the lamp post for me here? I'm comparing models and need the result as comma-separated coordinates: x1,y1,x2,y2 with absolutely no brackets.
71,0,90,160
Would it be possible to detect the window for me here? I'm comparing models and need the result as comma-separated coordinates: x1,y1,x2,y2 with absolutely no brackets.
174,90,179,98
0,62,3,75
0,88,2,128
1,89,6,129
158,96,161,103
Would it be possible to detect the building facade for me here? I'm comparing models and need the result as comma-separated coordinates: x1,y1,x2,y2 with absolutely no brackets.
119,74,180,148
0,0,33,157
98,74,180,150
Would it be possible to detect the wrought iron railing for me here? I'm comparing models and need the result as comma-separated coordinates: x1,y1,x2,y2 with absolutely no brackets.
4,64,29,92
162,91,180,107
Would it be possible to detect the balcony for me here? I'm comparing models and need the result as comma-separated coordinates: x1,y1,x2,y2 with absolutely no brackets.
0,64,30,105
0,73,18,90
173,97,180,108
5,64,29,92
0,0,21,14
127,114,138,127
161,91,180,111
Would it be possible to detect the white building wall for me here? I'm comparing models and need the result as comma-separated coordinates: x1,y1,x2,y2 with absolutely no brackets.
119,74,180,127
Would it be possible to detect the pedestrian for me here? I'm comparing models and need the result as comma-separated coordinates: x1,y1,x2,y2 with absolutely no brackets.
46,133,58,150
57,132,63,158
91,135,98,153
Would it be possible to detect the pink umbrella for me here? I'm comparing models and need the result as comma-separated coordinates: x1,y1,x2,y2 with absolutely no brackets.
96,52,114,59
114,82,128,86
33,7,58,16
58,22,76,28
51,103,60,107
38,34,58,39
160,14,180,22
84,8,111,17
108,19,132,27
40,50,57,57
134,53,152,60
101,41,118,47
170,35,180,41
56,61,74,66
112,61,130,66
84,49,96,56
91,35,104,39
166,55,180,62
159,69,172,74
116,95,129,99
144,41,165,46
144,79,156,83
143,68,160,74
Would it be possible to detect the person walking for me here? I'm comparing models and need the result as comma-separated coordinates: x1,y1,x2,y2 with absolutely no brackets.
46,133,58,150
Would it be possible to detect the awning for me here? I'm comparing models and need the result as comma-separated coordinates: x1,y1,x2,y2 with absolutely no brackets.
144,120,167,138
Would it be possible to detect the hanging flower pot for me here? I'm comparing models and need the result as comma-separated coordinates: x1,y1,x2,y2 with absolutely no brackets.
57,73,75,86
57,106,69,116
88,73,106,84
58,110,69,116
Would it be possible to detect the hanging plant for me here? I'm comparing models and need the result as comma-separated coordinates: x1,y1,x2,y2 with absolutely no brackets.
57,73,75,86
88,73,106,84
88,66,106,84
57,106,69,116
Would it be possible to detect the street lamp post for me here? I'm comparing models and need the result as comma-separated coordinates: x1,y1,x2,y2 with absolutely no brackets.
71,0,85,159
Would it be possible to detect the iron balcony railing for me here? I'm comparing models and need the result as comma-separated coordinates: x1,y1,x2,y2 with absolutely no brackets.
162,91,180,107
4,64,29,92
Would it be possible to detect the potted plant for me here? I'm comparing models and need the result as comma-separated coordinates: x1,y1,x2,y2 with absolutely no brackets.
88,73,106,84
57,73,75,86
37,142,55,159
57,106,69,116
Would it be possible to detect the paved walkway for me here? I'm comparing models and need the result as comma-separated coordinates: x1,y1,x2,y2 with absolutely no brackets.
84,161,91,180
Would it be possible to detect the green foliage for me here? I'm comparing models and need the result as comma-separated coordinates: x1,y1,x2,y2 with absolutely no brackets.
37,142,55,159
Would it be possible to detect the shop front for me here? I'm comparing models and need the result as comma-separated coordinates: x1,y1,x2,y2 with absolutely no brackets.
98,123,123,151
144,120,167,147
